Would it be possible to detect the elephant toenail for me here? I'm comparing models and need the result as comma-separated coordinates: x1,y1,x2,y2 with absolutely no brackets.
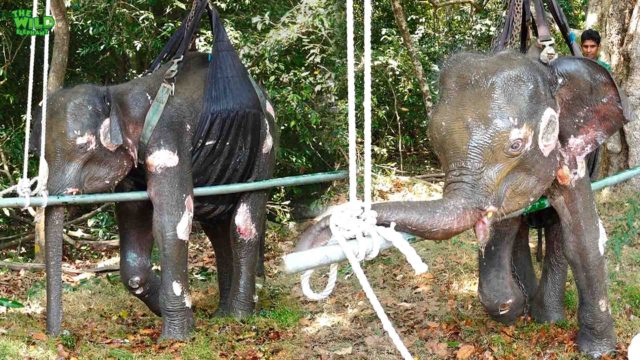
128,276,141,289
499,299,513,315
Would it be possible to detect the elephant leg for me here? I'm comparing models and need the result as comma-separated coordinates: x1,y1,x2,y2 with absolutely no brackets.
548,178,616,357
145,146,195,340
116,199,161,316
531,210,569,323
201,218,234,316
478,216,528,324
256,226,266,278
227,190,269,318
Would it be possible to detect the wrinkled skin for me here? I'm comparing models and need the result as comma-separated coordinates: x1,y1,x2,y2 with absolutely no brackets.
36,51,277,340
296,52,628,358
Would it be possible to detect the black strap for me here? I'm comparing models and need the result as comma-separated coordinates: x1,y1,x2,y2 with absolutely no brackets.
144,0,209,76
543,0,582,56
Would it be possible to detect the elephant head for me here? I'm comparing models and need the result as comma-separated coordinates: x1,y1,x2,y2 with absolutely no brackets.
296,51,627,251
34,84,152,196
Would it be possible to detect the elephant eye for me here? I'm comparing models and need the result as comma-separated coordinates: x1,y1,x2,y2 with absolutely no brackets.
505,139,524,156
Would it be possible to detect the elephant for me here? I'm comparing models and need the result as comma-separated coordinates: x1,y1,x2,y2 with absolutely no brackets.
33,14,277,340
296,51,628,358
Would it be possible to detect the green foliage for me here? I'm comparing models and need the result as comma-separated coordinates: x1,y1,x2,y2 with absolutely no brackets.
608,198,640,261
107,348,135,360
0,297,24,308
259,307,303,327
59,330,77,349
564,288,577,310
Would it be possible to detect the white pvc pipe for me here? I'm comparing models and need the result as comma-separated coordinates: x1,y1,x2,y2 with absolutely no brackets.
282,232,415,274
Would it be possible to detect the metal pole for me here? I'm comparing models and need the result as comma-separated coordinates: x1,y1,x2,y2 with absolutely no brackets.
510,165,640,219
283,165,640,274
0,171,347,208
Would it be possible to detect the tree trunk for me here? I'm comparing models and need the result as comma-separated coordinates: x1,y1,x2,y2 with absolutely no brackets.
35,0,69,263
390,0,433,115
587,0,640,189
48,0,69,93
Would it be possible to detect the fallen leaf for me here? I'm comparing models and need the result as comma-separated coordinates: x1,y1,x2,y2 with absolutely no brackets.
334,346,352,355
57,344,69,358
32,332,47,341
456,344,475,359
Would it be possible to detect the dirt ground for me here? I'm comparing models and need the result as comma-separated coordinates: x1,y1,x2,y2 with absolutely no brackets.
0,176,638,359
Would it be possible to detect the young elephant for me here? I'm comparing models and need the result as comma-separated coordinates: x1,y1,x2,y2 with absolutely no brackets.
296,51,628,357
36,17,276,340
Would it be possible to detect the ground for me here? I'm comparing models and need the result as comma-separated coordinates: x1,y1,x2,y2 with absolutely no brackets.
0,176,638,359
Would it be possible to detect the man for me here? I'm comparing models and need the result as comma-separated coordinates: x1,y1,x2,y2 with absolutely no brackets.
580,29,612,72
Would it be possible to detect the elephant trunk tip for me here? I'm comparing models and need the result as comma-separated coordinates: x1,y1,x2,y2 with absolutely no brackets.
474,206,498,254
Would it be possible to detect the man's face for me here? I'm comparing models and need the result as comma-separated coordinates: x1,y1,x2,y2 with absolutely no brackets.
581,39,600,60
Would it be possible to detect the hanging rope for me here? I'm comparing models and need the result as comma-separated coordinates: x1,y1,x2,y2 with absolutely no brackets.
1,0,50,209
299,1,428,358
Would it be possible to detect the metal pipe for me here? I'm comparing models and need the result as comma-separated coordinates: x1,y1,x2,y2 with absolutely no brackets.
511,165,640,218
0,171,347,208
283,165,640,274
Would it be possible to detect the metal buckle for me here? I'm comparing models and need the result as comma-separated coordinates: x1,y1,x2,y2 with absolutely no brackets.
163,55,184,80
538,38,558,64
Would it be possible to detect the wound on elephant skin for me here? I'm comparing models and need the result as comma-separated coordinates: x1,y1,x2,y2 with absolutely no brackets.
99,118,120,152
538,107,559,157
598,219,608,256
262,118,273,154
145,149,179,173
176,195,194,241
76,132,96,151
235,203,257,240
172,281,183,296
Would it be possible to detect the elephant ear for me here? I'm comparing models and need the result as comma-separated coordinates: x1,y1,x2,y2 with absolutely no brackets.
100,91,124,152
551,57,629,185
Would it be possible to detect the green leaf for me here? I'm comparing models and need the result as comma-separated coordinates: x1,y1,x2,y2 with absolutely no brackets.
0,298,24,308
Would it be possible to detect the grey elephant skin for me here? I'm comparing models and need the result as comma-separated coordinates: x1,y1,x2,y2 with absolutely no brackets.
296,51,628,358
34,34,277,339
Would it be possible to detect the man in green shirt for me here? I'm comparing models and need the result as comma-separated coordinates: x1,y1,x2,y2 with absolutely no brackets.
580,29,612,72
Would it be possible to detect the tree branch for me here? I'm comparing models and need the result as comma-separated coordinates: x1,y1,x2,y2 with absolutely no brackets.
390,0,434,115
420,0,483,10
0,261,119,274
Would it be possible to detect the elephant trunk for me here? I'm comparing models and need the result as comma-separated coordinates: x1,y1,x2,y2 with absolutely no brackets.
45,205,65,335
373,191,487,241
295,191,490,252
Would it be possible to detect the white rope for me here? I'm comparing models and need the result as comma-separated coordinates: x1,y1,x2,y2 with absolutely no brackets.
300,204,428,360
2,0,50,209
330,214,414,360
35,0,51,198
299,0,427,358
17,0,40,206
347,0,356,203
363,0,372,209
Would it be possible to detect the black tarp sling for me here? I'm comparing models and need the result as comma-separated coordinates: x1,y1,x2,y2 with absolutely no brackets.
144,3,266,218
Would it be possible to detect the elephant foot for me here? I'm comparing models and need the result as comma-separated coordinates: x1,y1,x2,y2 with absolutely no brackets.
576,326,616,359
486,300,526,325
530,302,565,324
229,303,254,320
159,310,195,341
213,304,230,318
479,292,526,325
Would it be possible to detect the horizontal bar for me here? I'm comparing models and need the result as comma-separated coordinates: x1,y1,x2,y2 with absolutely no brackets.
284,165,640,274
508,165,640,219
0,171,347,208
283,233,415,274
